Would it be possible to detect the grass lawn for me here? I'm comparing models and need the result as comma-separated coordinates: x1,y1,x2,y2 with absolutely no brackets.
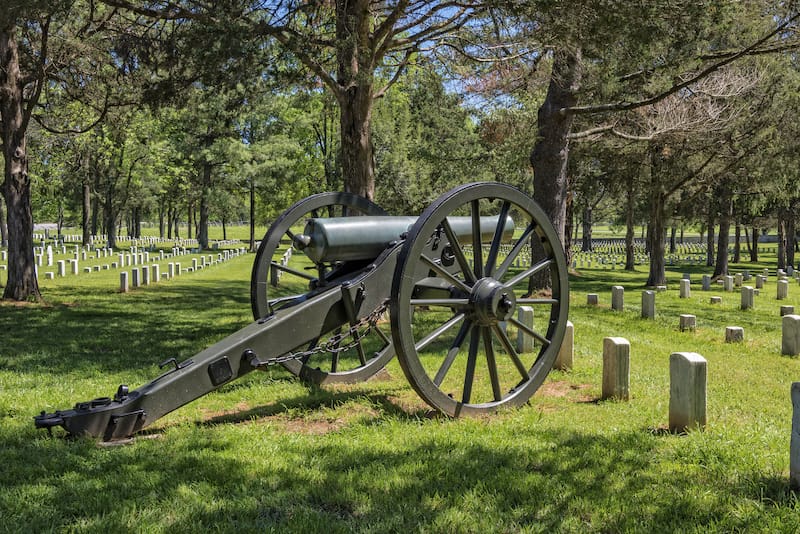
1,245,799,532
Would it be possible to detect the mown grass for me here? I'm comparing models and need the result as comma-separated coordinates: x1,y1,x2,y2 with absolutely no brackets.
2,246,800,532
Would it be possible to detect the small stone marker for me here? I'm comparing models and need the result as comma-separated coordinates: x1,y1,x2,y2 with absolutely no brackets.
57,260,66,277
782,315,800,356
602,337,630,401
781,305,795,316
791,383,800,489
756,275,765,289
669,352,707,433
152,264,160,283
710,296,722,304
611,286,624,311
778,279,789,300
723,275,734,292
642,290,655,319
679,314,696,332
587,293,598,306
734,273,743,287
516,306,534,353
71,260,78,275
45,272,54,280
741,286,754,310
120,271,129,293
725,326,744,343
131,268,140,288
701,275,711,291
554,320,574,371
679,279,691,299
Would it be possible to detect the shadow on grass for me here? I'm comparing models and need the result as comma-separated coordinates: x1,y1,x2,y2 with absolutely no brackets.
2,422,796,532
0,280,252,377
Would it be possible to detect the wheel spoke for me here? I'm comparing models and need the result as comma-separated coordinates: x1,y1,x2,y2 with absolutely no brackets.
414,312,465,352
462,324,480,404
516,297,559,305
440,219,476,286
353,332,368,365
494,222,536,279
433,320,471,386
483,326,502,401
485,200,511,277
271,261,317,281
420,254,472,294
504,258,554,290
510,316,551,346
471,200,483,279
492,324,530,381
410,298,469,307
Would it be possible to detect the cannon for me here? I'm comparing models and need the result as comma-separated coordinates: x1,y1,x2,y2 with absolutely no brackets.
34,182,569,440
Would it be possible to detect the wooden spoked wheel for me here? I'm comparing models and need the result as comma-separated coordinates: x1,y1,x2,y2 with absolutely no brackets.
390,182,569,416
250,192,394,384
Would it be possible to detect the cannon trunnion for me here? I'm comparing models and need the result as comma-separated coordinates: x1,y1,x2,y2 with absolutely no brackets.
35,182,569,439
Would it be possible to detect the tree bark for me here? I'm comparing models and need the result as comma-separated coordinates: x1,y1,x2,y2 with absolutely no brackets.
82,177,91,245
197,163,211,249
1,26,39,301
624,172,635,271
0,195,8,247
733,222,741,263
778,210,787,270
581,205,592,252
713,186,732,277
646,146,667,287
706,211,715,267
750,225,758,262
787,216,796,269
530,47,582,249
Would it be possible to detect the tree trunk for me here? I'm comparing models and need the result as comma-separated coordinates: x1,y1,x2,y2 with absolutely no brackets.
787,216,796,269
581,205,592,252
249,176,256,252
713,186,732,277
778,210,787,270
158,201,165,239
198,163,211,249
82,177,91,245
1,26,40,301
187,201,193,239
705,211,715,267
104,181,117,250
625,172,635,271
733,222,741,263
530,47,582,250
0,195,8,247
646,146,667,287
669,226,676,254
750,225,758,262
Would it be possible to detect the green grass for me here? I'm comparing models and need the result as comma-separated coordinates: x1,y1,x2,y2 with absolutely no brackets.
1,248,800,532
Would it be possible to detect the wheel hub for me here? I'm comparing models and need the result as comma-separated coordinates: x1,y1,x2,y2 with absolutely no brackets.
469,278,516,325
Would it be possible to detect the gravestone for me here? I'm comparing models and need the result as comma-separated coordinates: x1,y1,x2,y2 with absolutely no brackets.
554,321,574,371
679,314,696,332
642,291,655,319
120,272,129,293
152,264,160,283
71,260,78,275
669,352,707,433
611,286,624,311
792,383,800,489
710,296,722,304
602,337,630,401
679,279,691,299
131,268,140,288
741,286,754,310
702,275,711,291
781,305,795,317
782,315,800,356
756,275,765,289
734,273,743,287
723,275,734,292
725,326,744,343
516,306,534,353
587,294,599,306
778,279,789,300
57,260,65,277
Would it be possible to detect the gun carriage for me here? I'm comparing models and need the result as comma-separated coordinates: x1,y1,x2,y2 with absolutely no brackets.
35,182,569,441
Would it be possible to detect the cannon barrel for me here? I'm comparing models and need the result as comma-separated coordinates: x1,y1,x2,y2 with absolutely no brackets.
298,215,515,263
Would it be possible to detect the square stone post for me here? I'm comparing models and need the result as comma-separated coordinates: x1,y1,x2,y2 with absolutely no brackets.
554,321,574,371
679,314,696,332
679,279,691,299
725,326,744,343
611,286,624,311
669,352,707,432
516,306,535,353
702,275,711,291
782,315,800,356
778,279,789,300
602,337,630,401
641,290,655,319
741,286,754,310
723,275,734,292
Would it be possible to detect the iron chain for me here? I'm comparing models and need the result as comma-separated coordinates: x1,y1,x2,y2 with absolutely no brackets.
249,300,390,368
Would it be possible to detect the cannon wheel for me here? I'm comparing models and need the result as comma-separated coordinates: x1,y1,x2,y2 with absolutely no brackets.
390,182,569,416
251,192,394,384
